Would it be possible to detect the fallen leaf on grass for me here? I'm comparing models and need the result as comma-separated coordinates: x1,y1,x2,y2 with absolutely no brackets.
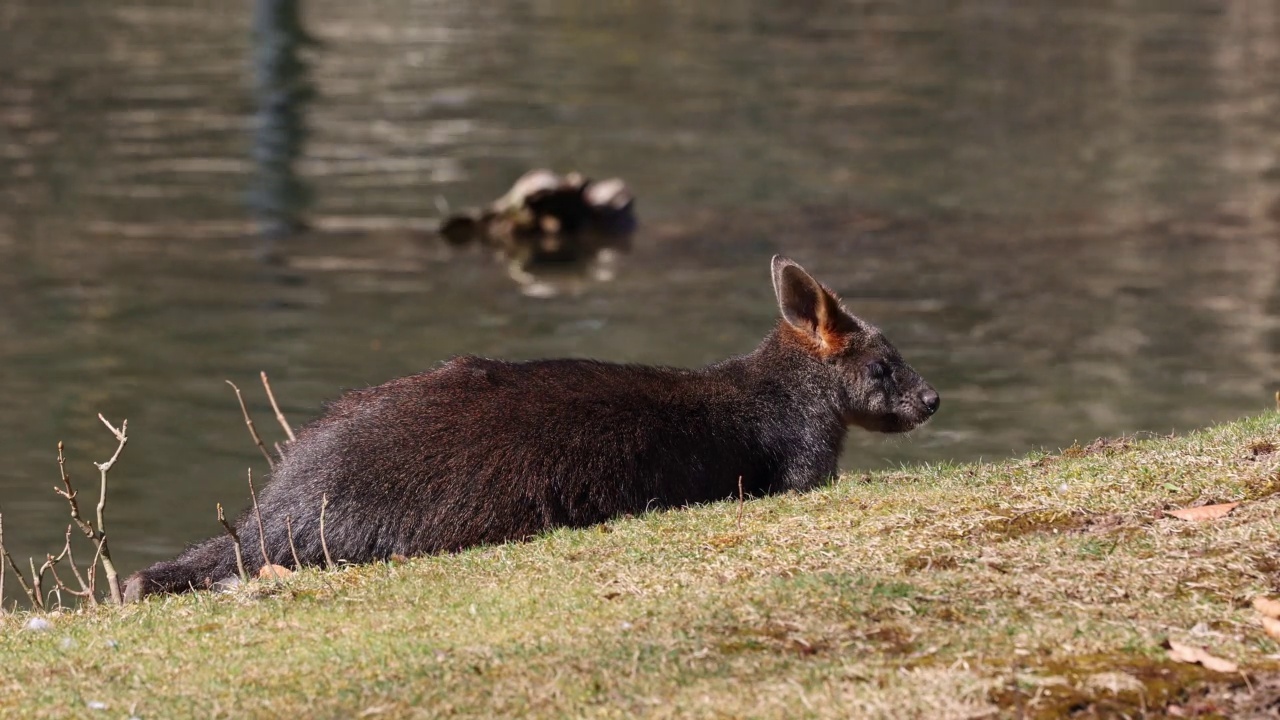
1166,502,1240,522
1262,617,1280,642
1165,639,1238,673
258,564,294,579
1253,596,1280,619
706,533,744,549
1246,440,1276,458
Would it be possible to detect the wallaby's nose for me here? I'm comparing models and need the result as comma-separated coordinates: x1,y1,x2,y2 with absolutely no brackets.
920,388,940,416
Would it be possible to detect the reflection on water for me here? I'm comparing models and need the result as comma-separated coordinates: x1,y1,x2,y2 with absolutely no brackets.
248,0,315,251
0,0,1278,592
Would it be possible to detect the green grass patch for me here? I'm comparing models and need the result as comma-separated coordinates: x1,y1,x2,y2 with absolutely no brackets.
3,413,1280,718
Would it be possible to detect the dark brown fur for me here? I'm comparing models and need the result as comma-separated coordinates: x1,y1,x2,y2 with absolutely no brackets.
124,257,938,601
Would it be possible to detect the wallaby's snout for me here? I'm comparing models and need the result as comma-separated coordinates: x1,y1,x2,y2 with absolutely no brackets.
920,387,940,416
849,351,938,434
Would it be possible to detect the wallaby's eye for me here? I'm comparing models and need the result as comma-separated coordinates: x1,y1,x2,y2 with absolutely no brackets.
867,361,889,380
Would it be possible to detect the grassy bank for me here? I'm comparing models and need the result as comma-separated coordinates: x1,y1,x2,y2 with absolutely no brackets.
3,413,1279,719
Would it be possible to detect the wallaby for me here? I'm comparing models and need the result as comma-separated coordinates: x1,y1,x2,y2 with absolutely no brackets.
124,256,939,601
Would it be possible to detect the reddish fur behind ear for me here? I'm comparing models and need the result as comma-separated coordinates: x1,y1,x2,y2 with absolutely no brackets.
816,288,858,357
771,256,861,358
778,286,856,358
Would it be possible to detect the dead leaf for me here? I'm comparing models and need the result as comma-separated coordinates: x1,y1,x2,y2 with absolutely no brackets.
1262,616,1280,642
1246,440,1276,458
1253,596,1280,619
1165,639,1238,673
1166,502,1240,522
707,533,743,549
257,564,294,579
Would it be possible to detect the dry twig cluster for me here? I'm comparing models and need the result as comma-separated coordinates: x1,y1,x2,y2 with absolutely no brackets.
0,414,127,610
219,374,304,582
0,371,331,611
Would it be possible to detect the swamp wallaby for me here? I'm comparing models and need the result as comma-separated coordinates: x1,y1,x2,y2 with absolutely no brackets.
124,256,939,601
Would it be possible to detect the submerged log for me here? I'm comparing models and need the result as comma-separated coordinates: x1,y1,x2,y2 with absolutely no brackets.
438,170,636,295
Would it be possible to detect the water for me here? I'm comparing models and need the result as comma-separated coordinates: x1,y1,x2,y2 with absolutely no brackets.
1,0,1278,588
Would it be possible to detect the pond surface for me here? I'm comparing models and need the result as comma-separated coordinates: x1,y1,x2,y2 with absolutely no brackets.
1,0,1278,585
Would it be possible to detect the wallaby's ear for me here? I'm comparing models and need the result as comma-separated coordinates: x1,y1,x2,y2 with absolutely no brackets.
771,255,856,354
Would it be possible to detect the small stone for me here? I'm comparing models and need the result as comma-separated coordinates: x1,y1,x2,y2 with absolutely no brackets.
86,700,107,710
620,621,634,631
60,637,77,650
23,617,52,632
213,576,242,593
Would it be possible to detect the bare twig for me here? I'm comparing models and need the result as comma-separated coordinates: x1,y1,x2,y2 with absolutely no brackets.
260,371,296,443
284,516,301,568
92,415,127,604
227,380,274,469
32,538,71,610
0,512,39,609
47,557,91,603
217,504,248,583
320,493,334,570
737,476,745,532
53,442,100,603
49,525,95,605
247,469,282,580
29,558,43,610
85,537,104,598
